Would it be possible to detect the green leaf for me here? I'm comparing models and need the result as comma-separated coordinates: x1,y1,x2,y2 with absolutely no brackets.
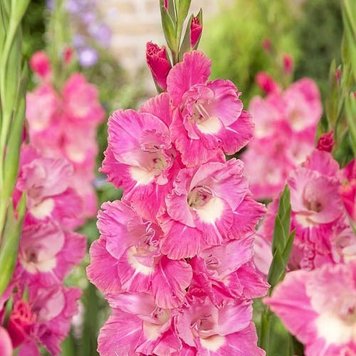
179,14,193,59
160,0,177,52
177,0,191,24
271,186,291,256
0,194,26,295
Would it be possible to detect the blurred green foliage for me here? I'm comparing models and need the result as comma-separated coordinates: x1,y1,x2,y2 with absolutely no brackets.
201,0,299,103
23,0,46,62
295,0,343,99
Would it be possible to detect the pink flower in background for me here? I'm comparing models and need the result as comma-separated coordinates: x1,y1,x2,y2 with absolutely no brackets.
339,159,356,222
255,72,280,95
62,73,105,125
26,84,58,133
19,221,85,286
17,148,83,228
167,51,253,167
146,42,172,90
26,54,105,219
282,54,294,75
265,263,356,356
243,77,322,200
255,150,355,272
29,51,51,80
0,327,12,356
317,131,334,152
19,285,80,355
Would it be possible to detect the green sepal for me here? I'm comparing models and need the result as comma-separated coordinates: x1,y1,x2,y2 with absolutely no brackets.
0,193,26,296
160,0,177,52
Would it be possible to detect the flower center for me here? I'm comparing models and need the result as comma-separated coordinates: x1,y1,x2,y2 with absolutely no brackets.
303,197,323,213
191,314,215,339
191,101,210,124
151,307,170,325
188,186,213,209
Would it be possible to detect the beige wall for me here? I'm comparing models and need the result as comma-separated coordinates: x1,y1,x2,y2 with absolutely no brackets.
100,0,222,75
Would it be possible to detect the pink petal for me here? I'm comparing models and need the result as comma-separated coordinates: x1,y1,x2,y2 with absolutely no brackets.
97,201,138,259
160,217,202,259
171,111,222,167
265,270,318,344
140,93,172,127
152,257,192,309
167,51,211,106
0,327,12,356
207,79,243,126
218,110,254,154
98,309,142,355
87,239,121,294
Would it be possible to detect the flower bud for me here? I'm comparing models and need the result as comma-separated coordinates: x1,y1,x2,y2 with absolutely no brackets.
262,38,272,53
146,42,172,90
317,131,334,152
29,51,51,80
283,54,294,75
190,15,202,48
7,300,35,348
63,47,73,64
256,72,279,94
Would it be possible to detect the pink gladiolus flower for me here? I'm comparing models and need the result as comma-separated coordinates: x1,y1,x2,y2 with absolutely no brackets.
339,159,356,221
102,94,179,220
265,263,356,356
146,42,172,90
257,150,355,272
26,84,59,133
19,220,86,286
283,78,322,132
91,42,267,354
243,77,322,200
15,285,81,355
191,237,269,306
29,51,51,80
26,67,104,219
98,293,180,355
317,131,334,152
190,16,203,48
88,201,192,309
160,160,260,259
0,327,12,356
62,73,105,125
167,51,253,167
176,292,264,355
17,148,83,228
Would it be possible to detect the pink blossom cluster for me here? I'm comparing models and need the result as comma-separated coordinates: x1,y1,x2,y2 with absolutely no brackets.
88,50,269,355
0,146,86,355
257,140,356,354
26,51,105,218
243,74,322,200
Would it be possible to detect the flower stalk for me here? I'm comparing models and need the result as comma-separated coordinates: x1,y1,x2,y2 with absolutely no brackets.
0,0,30,295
